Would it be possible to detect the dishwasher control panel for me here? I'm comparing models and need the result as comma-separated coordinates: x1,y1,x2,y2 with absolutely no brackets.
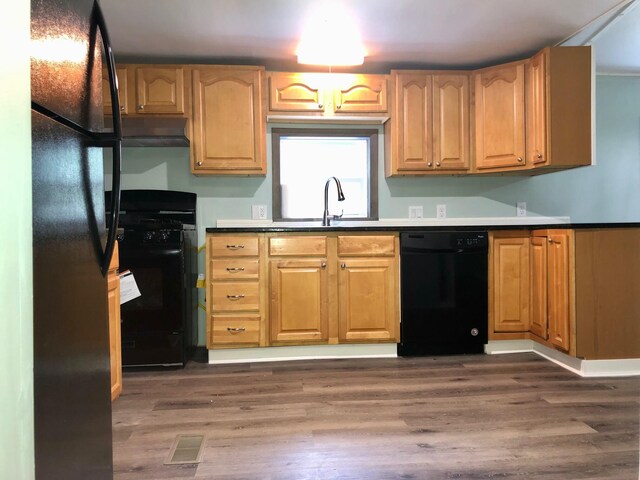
402,231,488,252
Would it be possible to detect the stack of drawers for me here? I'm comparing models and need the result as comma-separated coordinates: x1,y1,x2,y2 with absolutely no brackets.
207,235,262,348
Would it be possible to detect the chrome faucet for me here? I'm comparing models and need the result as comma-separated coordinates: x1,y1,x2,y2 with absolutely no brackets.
322,176,346,226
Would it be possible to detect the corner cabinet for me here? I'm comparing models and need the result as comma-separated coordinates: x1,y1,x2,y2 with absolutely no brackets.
191,66,266,175
489,229,574,354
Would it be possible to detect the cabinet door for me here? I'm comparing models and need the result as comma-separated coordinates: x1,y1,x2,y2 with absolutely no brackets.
395,73,433,171
107,241,121,401
491,236,530,332
192,68,265,174
433,74,470,171
548,233,571,351
530,236,548,339
338,258,398,342
103,66,128,115
134,66,185,114
526,51,548,166
268,73,325,112
270,259,329,343
474,63,526,170
333,74,387,113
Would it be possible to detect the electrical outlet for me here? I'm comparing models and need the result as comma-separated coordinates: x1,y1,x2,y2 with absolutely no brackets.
251,205,267,220
436,204,447,220
408,206,423,219
517,202,527,217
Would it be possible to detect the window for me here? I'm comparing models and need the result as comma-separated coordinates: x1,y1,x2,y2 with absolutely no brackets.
272,128,378,221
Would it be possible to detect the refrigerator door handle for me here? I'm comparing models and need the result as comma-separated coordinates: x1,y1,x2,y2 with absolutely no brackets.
94,1,122,276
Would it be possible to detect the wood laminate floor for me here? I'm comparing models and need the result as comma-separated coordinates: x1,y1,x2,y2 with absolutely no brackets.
112,353,640,480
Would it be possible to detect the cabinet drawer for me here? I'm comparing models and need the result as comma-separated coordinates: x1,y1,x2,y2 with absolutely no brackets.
209,236,259,257
211,316,260,346
337,235,396,256
269,236,327,256
210,259,259,280
211,282,260,311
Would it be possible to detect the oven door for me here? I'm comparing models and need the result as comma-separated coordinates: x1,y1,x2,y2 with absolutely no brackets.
118,235,188,366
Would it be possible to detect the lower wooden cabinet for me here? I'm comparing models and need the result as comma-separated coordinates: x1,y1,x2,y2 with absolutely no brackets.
107,241,122,401
338,257,397,342
489,233,530,333
489,230,573,353
270,259,329,344
206,232,400,349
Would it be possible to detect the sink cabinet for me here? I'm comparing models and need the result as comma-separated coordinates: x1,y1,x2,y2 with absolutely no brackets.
206,232,400,349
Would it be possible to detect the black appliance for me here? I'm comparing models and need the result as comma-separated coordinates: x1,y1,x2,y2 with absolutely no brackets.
398,231,488,356
31,0,121,478
106,189,198,367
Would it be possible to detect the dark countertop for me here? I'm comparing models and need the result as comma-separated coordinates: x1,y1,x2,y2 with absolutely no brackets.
206,222,640,233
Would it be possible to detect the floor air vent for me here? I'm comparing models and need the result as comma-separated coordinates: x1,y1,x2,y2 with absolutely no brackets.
164,434,205,465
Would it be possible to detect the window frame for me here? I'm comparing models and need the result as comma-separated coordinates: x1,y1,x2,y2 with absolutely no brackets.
271,127,379,222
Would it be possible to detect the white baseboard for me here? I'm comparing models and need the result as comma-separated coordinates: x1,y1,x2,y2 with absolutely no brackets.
486,340,640,377
208,343,398,364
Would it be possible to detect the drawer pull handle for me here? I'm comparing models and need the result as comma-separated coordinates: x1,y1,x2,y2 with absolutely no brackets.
226,294,245,300
226,244,245,250
226,267,245,273
341,263,346,269
227,327,246,333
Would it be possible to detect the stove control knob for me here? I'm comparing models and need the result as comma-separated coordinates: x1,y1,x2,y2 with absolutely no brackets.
143,231,155,242
471,328,479,337
160,231,170,242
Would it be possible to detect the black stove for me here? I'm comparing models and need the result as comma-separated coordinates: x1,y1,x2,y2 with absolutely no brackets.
106,189,197,367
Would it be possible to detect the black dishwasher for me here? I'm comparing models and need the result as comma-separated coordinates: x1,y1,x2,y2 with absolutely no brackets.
398,231,488,356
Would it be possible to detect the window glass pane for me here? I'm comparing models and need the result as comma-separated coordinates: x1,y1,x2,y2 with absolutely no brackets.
279,136,369,219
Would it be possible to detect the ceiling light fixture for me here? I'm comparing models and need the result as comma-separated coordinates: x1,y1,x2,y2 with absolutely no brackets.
297,3,366,66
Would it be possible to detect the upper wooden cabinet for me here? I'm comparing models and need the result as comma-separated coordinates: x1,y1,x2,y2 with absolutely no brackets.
191,66,266,175
267,72,387,115
474,62,526,171
134,66,185,114
103,66,128,115
386,71,470,176
104,65,186,116
526,47,592,171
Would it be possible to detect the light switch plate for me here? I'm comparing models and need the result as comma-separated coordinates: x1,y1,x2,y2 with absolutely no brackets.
436,204,447,220
408,206,423,219
517,202,527,217
252,205,267,220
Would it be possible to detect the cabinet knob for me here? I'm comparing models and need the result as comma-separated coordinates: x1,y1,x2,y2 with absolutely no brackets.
517,157,523,163
336,104,342,110
137,105,144,110
436,162,441,167
537,153,543,159
120,106,125,111
318,103,323,109
427,162,432,167
341,263,346,269
321,262,326,269
196,161,203,166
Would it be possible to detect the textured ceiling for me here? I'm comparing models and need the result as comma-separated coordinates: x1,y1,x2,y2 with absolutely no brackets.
100,0,638,73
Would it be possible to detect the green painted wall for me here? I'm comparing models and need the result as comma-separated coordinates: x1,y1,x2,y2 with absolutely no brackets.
0,2,34,479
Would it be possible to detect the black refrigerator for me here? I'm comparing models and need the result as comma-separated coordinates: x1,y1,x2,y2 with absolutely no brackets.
31,0,122,478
